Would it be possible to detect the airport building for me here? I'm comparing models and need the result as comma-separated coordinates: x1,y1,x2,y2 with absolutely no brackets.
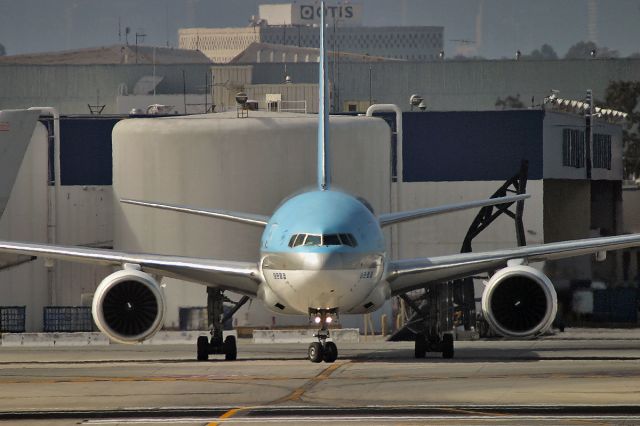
0,34,638,331
178,3,443,63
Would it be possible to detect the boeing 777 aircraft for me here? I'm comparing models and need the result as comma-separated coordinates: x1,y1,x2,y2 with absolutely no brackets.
2,2,640,363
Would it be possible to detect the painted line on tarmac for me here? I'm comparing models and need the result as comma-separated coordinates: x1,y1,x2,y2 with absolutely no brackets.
208,407,248,426
272,360,349,403
207,361,350,425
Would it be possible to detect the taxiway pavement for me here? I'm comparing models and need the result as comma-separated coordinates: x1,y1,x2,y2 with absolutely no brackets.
1,328,640,424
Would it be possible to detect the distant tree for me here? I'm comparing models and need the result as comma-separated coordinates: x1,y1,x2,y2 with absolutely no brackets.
495,94,526,109
0,43,5,56
603,81,640,178
527,43,558,60
564,41,619,59
629,52,640,59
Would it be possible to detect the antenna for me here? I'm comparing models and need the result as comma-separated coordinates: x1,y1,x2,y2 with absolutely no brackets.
165,3,170,47
135,31,146,64
317,0,330,191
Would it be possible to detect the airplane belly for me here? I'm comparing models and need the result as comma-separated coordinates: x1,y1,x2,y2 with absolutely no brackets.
265,268,377,313
261,251,385,314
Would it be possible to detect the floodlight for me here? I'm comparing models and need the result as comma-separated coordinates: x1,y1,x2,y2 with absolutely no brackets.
235,92,248,105
410,94,423,107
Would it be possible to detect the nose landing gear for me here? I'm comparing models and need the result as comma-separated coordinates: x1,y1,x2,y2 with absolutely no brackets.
308,309,338,363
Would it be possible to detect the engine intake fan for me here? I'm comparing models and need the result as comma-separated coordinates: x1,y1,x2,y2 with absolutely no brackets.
92,269,165,344
481,265,557,338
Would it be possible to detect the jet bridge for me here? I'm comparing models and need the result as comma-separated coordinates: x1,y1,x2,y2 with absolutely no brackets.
0,110,42,270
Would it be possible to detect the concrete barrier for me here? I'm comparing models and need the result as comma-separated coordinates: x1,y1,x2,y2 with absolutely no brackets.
143,330,237,345
1,332,109,347
252,328,360,344
0,330,237,346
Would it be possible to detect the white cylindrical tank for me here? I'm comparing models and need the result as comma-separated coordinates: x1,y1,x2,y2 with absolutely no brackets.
112,111,391,328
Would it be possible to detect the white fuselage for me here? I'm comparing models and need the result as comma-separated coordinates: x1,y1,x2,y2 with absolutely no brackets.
259,251,390,315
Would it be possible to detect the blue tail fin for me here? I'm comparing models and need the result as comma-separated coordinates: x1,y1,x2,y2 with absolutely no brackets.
317,0,330,191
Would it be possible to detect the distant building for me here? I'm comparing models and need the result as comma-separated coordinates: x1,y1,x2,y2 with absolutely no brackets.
0,45,211,65
178,2,443,63
229,42,404,64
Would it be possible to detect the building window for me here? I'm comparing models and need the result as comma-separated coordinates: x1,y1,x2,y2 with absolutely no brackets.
562,128,585,168
593,133,612,170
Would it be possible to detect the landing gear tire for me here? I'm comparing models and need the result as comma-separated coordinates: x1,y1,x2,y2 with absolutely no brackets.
322,341,338,363
197,336,209,361
224,335,237,361
308,342,324,363
414,333,427,358
442,333,454,359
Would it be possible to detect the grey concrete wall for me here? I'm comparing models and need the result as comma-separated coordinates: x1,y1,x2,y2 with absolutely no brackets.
543,180,592,284
623,187,640,234
397,181,545,260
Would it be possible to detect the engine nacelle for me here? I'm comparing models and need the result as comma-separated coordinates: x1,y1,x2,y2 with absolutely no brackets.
481,265,557,338
92,269,166,344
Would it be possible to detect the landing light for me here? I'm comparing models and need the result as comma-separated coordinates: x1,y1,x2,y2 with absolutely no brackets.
325,317,333,324
314,316,322,324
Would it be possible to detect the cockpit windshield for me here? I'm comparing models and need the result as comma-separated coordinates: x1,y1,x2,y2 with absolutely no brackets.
288,233,358,248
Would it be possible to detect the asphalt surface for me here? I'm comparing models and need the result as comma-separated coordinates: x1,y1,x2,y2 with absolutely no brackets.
1,328,640,425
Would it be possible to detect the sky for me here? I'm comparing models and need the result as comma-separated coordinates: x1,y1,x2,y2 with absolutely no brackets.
0,0,639,59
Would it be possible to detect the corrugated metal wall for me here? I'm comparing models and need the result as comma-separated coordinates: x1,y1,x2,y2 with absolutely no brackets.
2,59,638,115
244,59,640,111
0,64,211,114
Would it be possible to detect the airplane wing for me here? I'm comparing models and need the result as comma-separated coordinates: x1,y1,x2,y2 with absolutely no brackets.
378,194,529,227
0,241,262,297
386,233,640,295
121,199,270,227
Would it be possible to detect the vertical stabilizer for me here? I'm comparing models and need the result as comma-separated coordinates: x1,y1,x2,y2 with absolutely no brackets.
317,0,330,191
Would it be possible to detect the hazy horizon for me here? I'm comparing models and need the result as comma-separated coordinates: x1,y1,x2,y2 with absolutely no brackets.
0,0,639,59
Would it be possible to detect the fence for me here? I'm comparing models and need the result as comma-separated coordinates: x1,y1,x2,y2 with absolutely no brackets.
43,307,94,332
0,306,26,332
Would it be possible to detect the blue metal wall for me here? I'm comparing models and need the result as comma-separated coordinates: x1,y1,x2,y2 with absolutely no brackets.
53,110,545,186
402,110,544,182
58,117,118,186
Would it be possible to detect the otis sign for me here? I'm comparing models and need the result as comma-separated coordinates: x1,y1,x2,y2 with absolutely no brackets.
259,3,363,27
296,3,362,26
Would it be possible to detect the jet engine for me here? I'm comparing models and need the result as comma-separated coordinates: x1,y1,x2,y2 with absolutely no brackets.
92,269,166,344
481,265,557,338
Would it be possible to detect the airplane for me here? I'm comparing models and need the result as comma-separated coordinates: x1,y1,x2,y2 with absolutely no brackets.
2,1,640,363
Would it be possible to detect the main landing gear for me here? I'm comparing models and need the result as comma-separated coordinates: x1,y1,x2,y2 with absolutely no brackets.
308,309,338,363
393,290,457,359
197,288,249,361
414,332,454,359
